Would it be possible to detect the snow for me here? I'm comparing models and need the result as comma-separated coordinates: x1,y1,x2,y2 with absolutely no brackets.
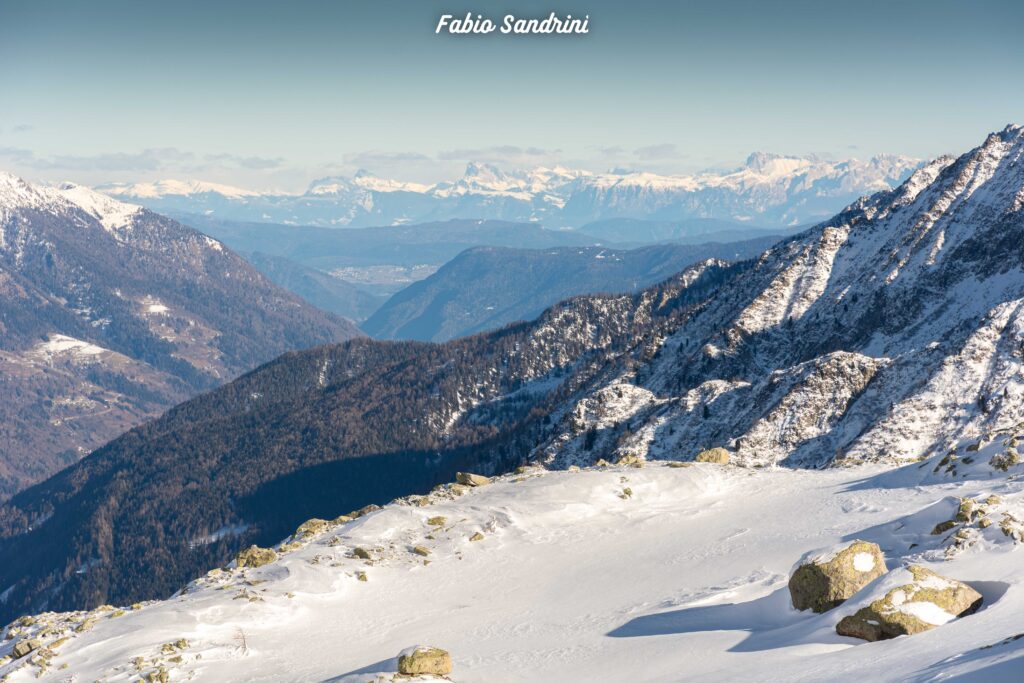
896,601,956,627
0,172,143,239
852,552,876,572
4,460,1023,682
98,179,262,199
82,150,920,229
55,183,141,233
31,334,107,360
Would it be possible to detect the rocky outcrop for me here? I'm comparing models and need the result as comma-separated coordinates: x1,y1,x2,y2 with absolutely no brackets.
694,448,730,464
836,566,983,641
397,646,452,676
789,540,886,612
294,518,330,539
456,472,492,487
12,638,41,659
235,545,277,569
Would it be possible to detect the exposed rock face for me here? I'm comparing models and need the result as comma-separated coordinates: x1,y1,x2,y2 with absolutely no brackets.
543,125,1024,472
12,638,40,658
456,472,492,487
836,566,983,641
789,540,886,612
294,519,330,539
397,646,452,676
694,447,730,464
235,545,276,569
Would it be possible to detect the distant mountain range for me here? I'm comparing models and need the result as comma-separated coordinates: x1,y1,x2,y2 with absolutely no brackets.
179,217,595,268
98,153,921,229
1,125,1018,623
362,236,783,342
0,172,360,497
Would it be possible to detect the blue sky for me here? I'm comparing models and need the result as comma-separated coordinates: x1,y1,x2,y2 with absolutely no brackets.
1,0,1022,190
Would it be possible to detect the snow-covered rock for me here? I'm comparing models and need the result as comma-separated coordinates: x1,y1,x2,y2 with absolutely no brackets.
835,565,983,642
789,540,887,613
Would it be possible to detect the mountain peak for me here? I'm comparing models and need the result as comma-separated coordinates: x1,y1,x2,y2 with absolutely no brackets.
742,151,815,176
56,182,142,233
463,161,506,180
99,179,261,199
0,170,51,212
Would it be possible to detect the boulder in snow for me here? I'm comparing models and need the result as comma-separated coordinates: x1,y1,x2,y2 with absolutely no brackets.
836,565,982,641
456,472,492,487
694,447,730,464
789,540,886,612
12,638,41,659
294,518,330,539
397,646,452,676
235,545,277,569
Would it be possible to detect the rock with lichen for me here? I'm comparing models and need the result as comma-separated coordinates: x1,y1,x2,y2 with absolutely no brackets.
235,545,277,569
12,638,41,659
293,518,330,539
836,565,982,641
397,646,452,676
789,540,886,612
694,447,730,464
456,472,491,487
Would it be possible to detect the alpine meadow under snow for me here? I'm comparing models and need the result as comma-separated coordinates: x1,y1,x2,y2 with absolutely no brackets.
2,126,1024,682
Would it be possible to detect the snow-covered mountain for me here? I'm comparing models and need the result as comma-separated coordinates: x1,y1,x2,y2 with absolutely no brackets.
0,126,1019,644
0,172,360,496
96,153,921,229
543,124,1024,470
561,153,920,227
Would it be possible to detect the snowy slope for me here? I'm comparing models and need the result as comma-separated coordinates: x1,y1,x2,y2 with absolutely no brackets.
2,441,1021,682
94,154,920,229
0,171,359,496
542,124,1024,471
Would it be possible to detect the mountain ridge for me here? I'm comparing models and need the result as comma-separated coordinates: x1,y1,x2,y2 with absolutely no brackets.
0,171,361,496
96,153,921,229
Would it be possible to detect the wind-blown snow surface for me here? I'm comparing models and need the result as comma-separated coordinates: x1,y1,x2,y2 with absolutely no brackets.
3,453,1021,682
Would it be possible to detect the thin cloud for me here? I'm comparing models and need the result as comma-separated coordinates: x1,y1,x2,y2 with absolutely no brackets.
633,143,680,160
204,153,283,170
342,151,433,167
436,145,560,162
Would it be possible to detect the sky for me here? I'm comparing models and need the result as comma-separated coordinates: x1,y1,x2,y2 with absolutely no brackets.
1,0,1022,191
